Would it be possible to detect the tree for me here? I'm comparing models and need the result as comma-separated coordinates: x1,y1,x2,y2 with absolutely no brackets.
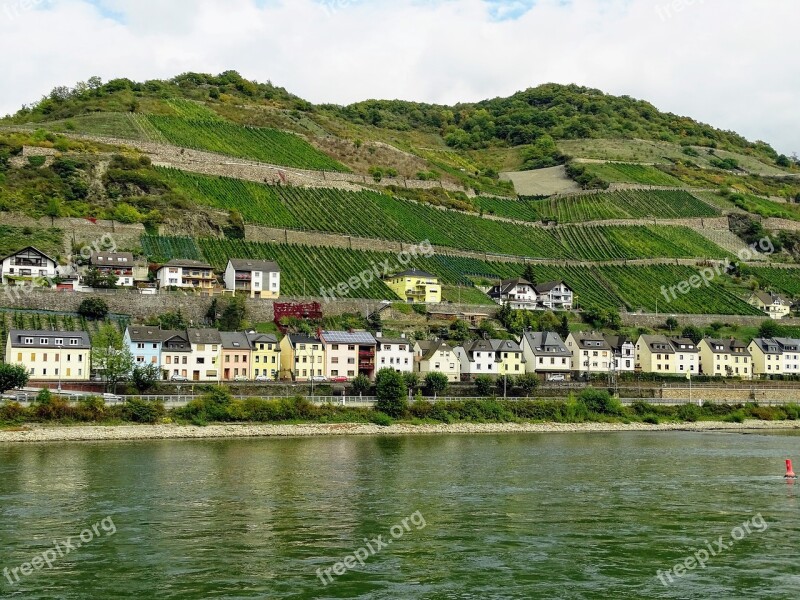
424,372,449,399
477,320,496,339
91,323,134,392
375,368,408,417
132,363,162,394
84,267,118,290
474,375,494,396
350,374,372,396
449,319,470,342
557,314,570,339
78,297,109,320
367,311,382,332
538,311,559,332
402,371,420,391
517,373,539,397
758,320,780,339
522,263,537,286
218,296,247,331
681,325,703,345
0,364,29,393
665,317,679,332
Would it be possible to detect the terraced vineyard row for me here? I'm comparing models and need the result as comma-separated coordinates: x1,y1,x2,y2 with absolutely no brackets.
748,267,800,297
477,190,718,224
157,170,729,261
143,236,756,314
145,117,348,171
141,236,203,263
579,163,685,186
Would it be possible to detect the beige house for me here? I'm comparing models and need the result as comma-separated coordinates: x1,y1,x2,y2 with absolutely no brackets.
635,334,675,374
566,333,612,377
520,331,572,380
491,339,525,377
748,338,783,378
157,259,216,291
5,329,90,381
748,291,792,320
320,331,377,381
414,340,460,382
698,338,752,379
279,334,324,381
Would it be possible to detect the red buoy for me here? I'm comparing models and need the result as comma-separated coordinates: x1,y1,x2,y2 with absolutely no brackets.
786,459,797,479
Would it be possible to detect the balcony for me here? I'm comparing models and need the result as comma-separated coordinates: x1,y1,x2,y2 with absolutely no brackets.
235,273,252,281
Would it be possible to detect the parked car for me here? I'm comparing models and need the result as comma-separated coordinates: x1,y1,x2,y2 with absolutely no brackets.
102,393,123,403
547,374,566,382
254,375,271,382
330,376,348,383
170,374,189,382
311,376,327,382
233,375,249,382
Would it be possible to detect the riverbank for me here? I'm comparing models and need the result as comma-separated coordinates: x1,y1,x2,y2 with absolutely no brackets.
1,419,798,443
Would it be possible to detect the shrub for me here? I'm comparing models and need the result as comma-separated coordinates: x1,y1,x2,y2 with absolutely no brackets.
677,403,701,422
370,412,393,427
474,375,494,397
579,388,622,415
75,396,106,421
643,414,660,424
409,398,432,419
375,368,408,418
123,398,166,424
78,297,109,320
0,401,28,423
784,404,800,420
725,410,746,423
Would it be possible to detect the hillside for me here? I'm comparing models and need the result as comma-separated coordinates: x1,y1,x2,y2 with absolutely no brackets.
2,71,800,318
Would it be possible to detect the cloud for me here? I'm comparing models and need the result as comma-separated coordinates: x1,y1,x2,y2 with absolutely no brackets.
0,0,797,154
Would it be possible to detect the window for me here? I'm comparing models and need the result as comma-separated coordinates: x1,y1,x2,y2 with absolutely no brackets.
332,344,339,350
332,357,339,364
70,339,79,346
24,337,33,345
40,338,48,345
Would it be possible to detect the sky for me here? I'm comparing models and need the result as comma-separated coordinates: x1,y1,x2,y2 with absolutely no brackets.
0,0,798,154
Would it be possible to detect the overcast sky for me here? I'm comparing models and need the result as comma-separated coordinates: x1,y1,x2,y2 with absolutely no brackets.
1,0,797,154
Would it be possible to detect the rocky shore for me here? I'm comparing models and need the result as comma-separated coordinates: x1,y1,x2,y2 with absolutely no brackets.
0,420,798,443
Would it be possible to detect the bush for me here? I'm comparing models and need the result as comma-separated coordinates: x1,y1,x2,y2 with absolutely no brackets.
78,297,109,320
578,388,622,415
370,412,393,427
123,398,166,423
474,375,494,397
0,401,28,423
677,403,701,422
75,396,106,421
375,368,408,418
643,414,660,425
784,403,800,420
724,410,746,423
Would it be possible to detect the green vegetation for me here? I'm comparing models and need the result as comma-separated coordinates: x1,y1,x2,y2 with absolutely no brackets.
728,193,800,222
748,267,800,298
0,226,63,259
578,163,685,186
477,190,719,224
0,364,29,394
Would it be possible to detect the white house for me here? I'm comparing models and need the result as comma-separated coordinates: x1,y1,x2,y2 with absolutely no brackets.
185,329,222,382
90,252,135,287
566,332,612,377
604,335,635,373
375,333,414,374
224,259,281,299
156,259,216,291
488,278,538,309
535,281,574,311
775,338,800,376
520,331,572,380
669,337,700,375
1,246,58,286
454,339,498,380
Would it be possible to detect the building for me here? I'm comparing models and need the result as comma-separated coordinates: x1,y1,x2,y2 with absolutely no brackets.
635,335,675,374
605,335,635,373
5,329,90,381
566,333,612,377
454,339,498,380
156,259,216,291
698,338,752,379
669,337,700,375
124,326,166,369
488,278,538,310
246,332,280,380
161,331,192,380
0,247,58,286
748,338,783,378
90,252,135,287
220,331,251,381
414,340,460,382
224,259,281,299
186,329,222,382
321,331,377,380
535,281,574,311
491,339,525,377
374,333,414,374
775,338,800,376
519,331,572,380
279,334,324,381
748,291,792,320
385,269,441,304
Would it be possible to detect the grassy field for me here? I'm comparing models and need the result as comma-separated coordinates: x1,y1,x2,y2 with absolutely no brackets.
579,163,685,186
729,194,800,221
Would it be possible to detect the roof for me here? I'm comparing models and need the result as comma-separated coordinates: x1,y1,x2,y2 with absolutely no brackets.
704,338,750,355
388,269,437,279
187,328,223,345
571,333,612,350
161,330,191,351
774,337,800,352
126,326,170,343
228,258,281,273
287,334,321,347
751,291,790,305
460,339,495,358
604,335,632,352
245,332,278,346
490,339,522,353
0,246,57,264
637,335,675,353
376,337,412,346
668,338,699,353
416,340,454,360
161,259,213,269
750,338,782,355
322,331,377,345
522,331,571,357
535,281,566,293
490,277,534,296
7,329,90,349
220,331,250,350
91,252,135,267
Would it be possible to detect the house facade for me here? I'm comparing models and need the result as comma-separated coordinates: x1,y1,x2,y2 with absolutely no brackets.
321,331,377,380
124,326,164,369
669,337,700,375
246,332,280,380
220,331,251,381
520,331,572,380
748,291,792,320
414,340,460,382
224,259,281,299
605,335,635,373
279,334,324,381
5,329,90,381
535,282,574,311
90,252,135,287
488,278,537,310
454,339,498,380
491,339,525,376
157,259,216,290
775,338,800,376
186,329,222,382
698,338,752,379
748,338,783,378
375,333,414,374
635,335,675,374
566,333,612,376
0,247,58,286
385,270,441,303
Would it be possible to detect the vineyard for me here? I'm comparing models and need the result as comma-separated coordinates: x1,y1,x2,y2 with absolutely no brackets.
578,163,685,186
748,268,800,297
144,117,348,171
141,236,203,263
156,170,729,261
142,236,757,314
478,190,719,224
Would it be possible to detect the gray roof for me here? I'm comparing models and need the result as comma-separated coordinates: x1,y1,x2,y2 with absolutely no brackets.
7,329,90,349
490,278,534,296
535,281,567,294
704,338,750,356
126,326,170,343
161,331,191,351
245,332,278,346
637,335,675,354
669,338,699,353
162,259,213,269
91,252,135,267
604,335,632,352
572,333,612,351
322,331,377,345
460,339,495,357
522,331,571,357
490,339,522,353
751,291,791,306
416,340,454,360
750,338,782,355
287,334,321,347
375,337,412,346
220,331,250,350
774,338,800,352
228,259,281,273
0,246,57,264
187,328,222,345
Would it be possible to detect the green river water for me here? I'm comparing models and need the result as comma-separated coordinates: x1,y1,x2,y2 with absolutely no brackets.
1,430,798,599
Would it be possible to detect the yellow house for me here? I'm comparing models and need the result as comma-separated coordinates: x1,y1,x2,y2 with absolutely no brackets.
385,269,441,304
698,338,752,379
491,339,525,376
747,338,783,378
279,334,324,381
5,329,91,381
414,340,460,382
634,334,675,374
748,291,792,320
246,332,280,380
